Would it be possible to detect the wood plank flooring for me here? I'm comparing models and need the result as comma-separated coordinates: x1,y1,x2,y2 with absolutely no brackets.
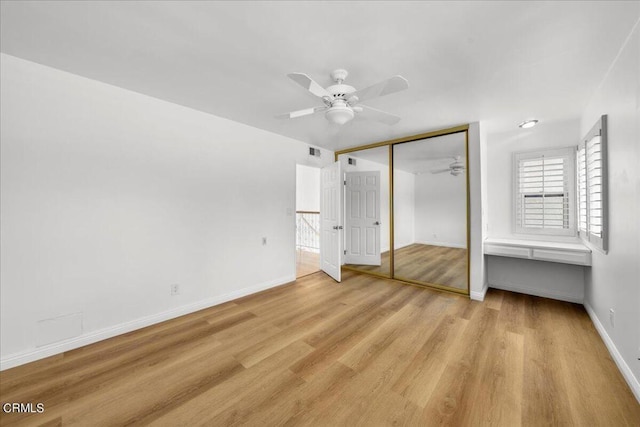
296,249,320,278
346,243,468,290
1,271,638,426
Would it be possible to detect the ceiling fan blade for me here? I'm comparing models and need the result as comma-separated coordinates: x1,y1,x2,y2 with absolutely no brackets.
287,73,332,98
430,168,452,174
353,75,408,102
358,105,401,125
276,106,326,119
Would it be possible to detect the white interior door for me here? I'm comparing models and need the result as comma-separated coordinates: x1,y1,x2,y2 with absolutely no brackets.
345,171,381,265
320,161,343,282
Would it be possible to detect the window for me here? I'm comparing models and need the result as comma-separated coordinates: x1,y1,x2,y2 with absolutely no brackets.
577,115,608,252
514,147,576,236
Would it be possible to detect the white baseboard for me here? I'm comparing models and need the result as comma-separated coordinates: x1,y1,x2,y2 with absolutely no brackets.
488,281,583,304
470,282,488,301
584,301,640,403
415,240,467,249
0,274,295,371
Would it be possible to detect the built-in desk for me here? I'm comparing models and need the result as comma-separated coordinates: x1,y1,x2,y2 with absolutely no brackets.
484,237,592,266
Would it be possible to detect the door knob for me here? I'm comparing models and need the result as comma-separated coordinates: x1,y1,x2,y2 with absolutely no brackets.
374,221,381,225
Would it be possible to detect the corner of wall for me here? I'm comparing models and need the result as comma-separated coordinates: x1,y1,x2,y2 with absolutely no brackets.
467,122,486,298
470,279,488,301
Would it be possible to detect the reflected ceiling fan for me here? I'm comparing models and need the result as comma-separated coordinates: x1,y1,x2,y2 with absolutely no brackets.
431,156,466,176
277,69,408,125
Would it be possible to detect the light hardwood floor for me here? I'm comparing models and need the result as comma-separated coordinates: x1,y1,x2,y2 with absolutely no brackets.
1,271,638,426
346,243,468,290
296,249,320,278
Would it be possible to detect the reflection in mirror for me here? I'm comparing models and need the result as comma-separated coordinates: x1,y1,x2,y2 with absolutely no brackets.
393,133,468,291
338,146,391,278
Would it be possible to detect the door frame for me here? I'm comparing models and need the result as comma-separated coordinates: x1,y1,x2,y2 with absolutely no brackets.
294,164,322,278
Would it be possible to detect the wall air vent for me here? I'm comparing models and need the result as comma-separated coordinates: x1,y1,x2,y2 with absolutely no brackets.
348,157,357,166
309,147,321,157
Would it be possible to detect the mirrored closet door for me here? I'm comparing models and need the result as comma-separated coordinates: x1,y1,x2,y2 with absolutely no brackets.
393,133,468,292
335,125,469,295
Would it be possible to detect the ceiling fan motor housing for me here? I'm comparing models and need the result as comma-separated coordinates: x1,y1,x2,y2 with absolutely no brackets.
326,84,356,100
325,70,357,124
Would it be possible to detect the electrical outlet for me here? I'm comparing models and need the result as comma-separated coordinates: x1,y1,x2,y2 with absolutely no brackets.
262,237,267,245
609,308,615,327
171,284,180,296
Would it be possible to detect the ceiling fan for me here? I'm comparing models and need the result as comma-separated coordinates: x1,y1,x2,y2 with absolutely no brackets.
277,69,408,125
431,156,466,176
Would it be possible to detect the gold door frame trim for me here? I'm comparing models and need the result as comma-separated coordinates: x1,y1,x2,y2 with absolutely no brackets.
335,124,471,297
335,124,470,155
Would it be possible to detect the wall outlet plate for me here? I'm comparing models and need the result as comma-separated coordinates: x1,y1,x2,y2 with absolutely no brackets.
171,284,180,296
609,308,615,327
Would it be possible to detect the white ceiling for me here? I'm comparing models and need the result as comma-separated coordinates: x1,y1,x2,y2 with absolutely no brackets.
1,1,638,151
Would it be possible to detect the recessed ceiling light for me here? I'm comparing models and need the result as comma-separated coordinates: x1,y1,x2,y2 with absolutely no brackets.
519,119,539,129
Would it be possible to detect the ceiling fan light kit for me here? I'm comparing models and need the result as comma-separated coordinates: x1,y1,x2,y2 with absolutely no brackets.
325,99,355,125
279,68,408,126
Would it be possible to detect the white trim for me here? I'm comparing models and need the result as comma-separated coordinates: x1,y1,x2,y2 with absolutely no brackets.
0,275,295,371
484,239,592,266
488,281,583,304
484,237,590,252
470,282,488,301
584,301,640,403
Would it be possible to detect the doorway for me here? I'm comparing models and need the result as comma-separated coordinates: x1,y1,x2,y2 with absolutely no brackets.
296,164,321,278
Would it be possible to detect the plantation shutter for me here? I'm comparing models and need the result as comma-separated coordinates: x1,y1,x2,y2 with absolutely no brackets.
577,115,607,251
514,148,575,236
586,135,603,238
577,144,588,234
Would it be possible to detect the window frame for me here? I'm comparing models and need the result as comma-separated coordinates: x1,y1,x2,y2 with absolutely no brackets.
513,147,577,237
577,115,608,253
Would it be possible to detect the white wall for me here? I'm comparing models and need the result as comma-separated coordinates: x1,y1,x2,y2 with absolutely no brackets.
0,54,332,369
295,164,320,212
487,256,584,303
414,170,467,248
393,168,416,249
580,19,640,400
